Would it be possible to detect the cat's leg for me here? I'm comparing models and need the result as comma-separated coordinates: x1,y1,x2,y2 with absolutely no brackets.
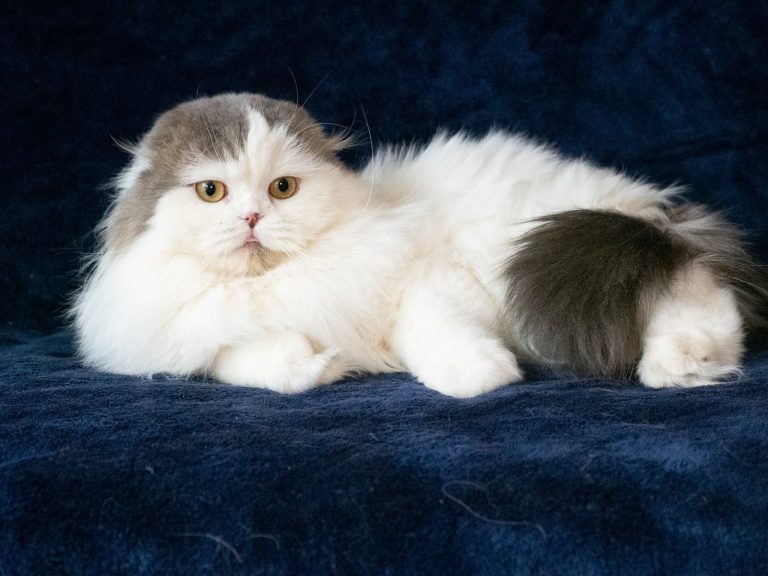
168,279,346,391
392,265,523,398
158,280,267,375
637,263,744,388
210,332,346,393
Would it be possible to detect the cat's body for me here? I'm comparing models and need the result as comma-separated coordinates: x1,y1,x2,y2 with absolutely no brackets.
72,93,767,397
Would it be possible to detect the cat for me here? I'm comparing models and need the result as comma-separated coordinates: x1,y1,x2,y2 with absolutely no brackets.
71,92,768,397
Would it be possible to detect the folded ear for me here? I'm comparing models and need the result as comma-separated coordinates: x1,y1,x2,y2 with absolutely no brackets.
110,141,150,196
325,125,359,154
98,151,158,254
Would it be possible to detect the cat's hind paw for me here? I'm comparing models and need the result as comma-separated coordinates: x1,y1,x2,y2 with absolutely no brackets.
637,332,742,389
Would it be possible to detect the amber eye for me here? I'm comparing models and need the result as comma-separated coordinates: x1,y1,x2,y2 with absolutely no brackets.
268,176,298,200
194,180,227,203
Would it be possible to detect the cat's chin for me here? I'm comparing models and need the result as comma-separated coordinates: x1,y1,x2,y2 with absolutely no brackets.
198,243,282,277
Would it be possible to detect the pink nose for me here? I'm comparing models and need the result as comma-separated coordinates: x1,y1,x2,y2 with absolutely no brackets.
243,213,260,228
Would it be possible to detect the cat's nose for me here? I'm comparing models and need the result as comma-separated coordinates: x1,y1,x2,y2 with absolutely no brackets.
243,213,260,228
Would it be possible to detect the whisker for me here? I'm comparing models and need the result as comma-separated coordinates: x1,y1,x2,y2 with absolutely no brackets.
286,71,331,131
280,61,300,108
200,105,224,164
360,102,375,216
294,122,356,133
301,71,331,111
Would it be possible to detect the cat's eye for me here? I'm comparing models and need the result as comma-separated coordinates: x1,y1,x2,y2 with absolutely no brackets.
269,176,299,200
194,180,228,203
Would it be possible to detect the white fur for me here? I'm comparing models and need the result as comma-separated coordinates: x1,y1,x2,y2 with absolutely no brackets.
74,114,744,396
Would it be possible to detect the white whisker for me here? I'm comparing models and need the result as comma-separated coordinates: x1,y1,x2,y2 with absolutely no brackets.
360,103,374,216
286,71,331,131
280,61,300,108
200,106,224,164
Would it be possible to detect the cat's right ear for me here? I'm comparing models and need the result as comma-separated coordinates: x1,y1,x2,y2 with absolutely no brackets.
108,137,151,195
110,135,141,157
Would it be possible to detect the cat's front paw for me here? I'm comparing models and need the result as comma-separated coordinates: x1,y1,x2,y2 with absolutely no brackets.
416,341,524,398
211,334,344,393
279,347,342,393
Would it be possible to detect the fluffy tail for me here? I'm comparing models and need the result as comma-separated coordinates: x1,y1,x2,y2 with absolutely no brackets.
503,206,768,378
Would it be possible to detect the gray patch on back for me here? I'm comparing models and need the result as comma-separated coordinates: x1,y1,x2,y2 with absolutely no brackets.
504,210,691,378
102,93,342,252
504,207,768,379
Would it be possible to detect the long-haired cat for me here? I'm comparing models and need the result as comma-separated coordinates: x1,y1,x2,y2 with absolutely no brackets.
71,93,768,397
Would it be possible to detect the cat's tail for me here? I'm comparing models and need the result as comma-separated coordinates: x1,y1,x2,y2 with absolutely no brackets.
503,206,768,379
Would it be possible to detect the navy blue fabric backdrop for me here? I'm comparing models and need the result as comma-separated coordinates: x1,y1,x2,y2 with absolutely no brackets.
1,1,767,574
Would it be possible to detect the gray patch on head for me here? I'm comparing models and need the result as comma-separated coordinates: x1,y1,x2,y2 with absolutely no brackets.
101,93,343,252
504,210,691,378
242,93,347,163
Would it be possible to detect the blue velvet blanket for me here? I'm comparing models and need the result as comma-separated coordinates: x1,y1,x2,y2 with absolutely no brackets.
2,1,767,574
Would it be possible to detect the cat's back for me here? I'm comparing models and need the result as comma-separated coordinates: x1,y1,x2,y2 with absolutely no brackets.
361,131,558,270
365,131,556,207
367,129,673,217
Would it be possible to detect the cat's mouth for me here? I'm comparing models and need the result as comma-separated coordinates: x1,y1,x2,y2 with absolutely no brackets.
244,232,260,246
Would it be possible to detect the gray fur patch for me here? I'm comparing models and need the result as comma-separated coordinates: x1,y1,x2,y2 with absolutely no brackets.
246,93,347,163
504,210,692,378
102,93,343,252
504,207,768,378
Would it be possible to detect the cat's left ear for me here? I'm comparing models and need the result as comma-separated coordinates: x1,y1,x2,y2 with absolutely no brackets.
324,128,358,153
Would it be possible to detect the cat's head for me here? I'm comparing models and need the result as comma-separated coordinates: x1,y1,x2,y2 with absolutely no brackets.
103,93,360,274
